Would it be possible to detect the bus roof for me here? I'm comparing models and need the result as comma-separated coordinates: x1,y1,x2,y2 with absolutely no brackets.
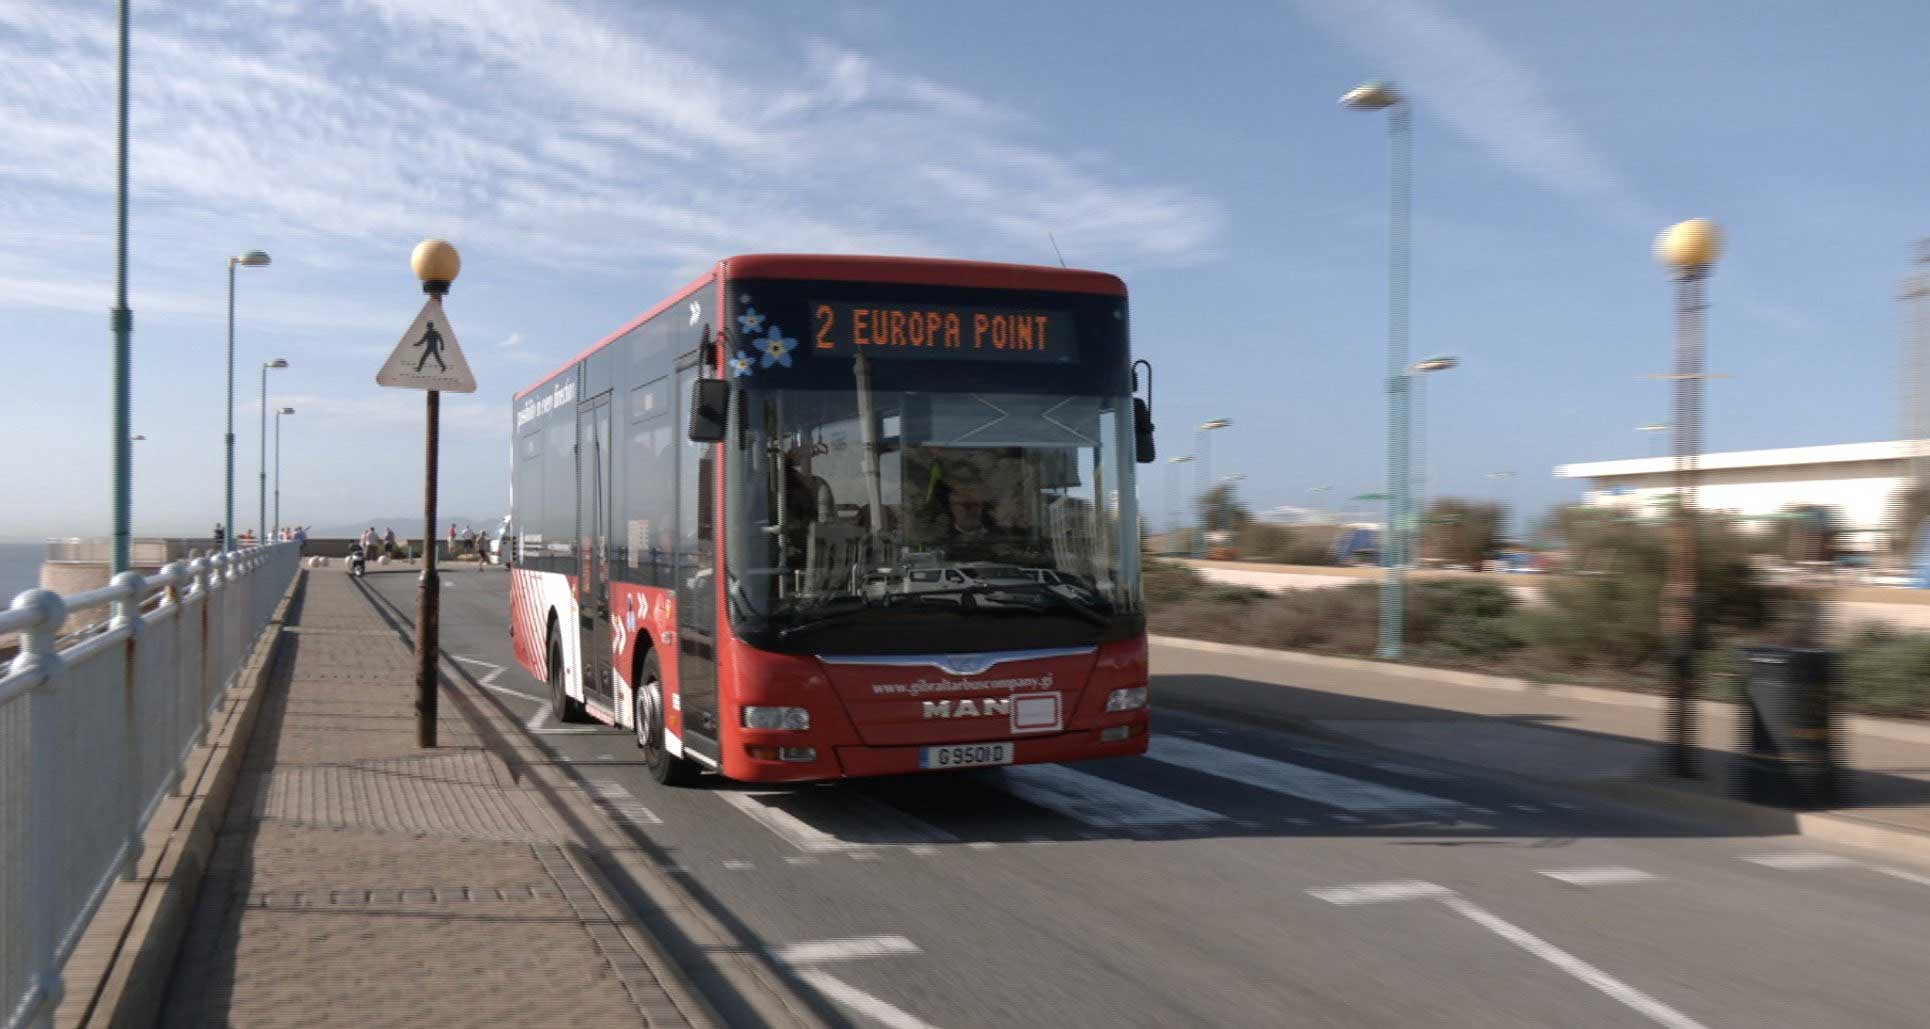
514,254,1127,401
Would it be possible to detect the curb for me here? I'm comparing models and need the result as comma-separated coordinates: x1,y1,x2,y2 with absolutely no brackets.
56,569,302,1029
1152,634,1930,867
428,651,833,1029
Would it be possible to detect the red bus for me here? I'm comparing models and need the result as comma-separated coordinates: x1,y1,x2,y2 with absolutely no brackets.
508,254,1157,785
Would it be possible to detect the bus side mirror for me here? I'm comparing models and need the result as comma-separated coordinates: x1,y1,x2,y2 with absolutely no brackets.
688,378,729,443
1133,397,1156,463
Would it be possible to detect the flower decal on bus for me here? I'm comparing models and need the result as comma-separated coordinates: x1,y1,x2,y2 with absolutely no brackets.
758,328,798,368
727,351,755,378
737,307,766,335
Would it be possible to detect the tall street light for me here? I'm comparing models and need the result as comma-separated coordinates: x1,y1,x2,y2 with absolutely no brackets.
1166,454,1195,552
259,357,288,545
1655,216,1723,778
1637,422,1672,458
225,249,272,552
1196,419,1233,557
274,407,295,538
1342,78,1412,659
110,0,133,573
1410,354,1459,559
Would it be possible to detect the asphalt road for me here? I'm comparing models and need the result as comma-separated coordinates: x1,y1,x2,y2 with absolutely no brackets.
368,567,1930,1028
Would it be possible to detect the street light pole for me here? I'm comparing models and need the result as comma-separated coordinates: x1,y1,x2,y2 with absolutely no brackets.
411,239,461,749
274,407,295,537
1167,455,1194,551
1655,217,1723,778
110,0,133,574
259,358,288,545
1343,79,1412,659
1409,355,1459,561
225,250,271,552
1196,419,1232,557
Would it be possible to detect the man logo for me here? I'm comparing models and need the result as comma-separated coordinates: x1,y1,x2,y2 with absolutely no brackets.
921,697,1011,719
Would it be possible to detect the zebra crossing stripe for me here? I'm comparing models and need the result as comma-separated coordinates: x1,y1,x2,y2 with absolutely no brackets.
586,779,662,825
992,764,1225,828
1147,735,1460,814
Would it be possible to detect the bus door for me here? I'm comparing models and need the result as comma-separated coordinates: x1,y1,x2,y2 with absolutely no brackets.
576,392,616,715
674,353,719,751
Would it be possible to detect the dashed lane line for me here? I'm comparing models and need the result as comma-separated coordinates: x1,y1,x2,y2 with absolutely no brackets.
1536,866,1659,887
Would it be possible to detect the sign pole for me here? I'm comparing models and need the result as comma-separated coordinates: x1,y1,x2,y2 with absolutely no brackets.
384,239,468,750
418,384,440,747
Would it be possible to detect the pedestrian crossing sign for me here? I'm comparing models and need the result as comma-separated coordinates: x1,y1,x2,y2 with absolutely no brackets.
377,296,476,393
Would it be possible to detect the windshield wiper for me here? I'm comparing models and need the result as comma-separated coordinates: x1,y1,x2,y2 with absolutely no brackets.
893,583,1112,627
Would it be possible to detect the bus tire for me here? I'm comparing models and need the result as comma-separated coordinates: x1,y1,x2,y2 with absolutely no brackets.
636,649,699,786
547,620,589,724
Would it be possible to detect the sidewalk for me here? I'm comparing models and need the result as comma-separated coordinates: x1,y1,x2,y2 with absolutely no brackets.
1152,635,1930,851
156,571,712,1028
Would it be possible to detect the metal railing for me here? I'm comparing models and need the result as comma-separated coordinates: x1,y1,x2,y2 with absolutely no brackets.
0,542,299,1029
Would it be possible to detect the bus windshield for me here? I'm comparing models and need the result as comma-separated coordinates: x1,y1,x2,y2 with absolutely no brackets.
726,382,1142,653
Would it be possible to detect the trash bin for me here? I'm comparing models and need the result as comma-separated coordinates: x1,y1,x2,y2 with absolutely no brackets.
1737,646,1839,808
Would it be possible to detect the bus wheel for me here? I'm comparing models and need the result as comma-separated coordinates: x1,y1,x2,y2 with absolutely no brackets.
636,650,698,786
547,625,589,724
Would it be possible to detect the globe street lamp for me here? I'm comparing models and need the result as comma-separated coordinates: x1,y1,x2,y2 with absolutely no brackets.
259,357,288,545
274,407,295,538
1196,419,1233,557
1409,354,1459,557
225,249,271,552
411,238,462,748
1655,216,1723,778
1343,78,1413,659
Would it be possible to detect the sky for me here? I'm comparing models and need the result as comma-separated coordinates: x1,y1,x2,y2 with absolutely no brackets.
2,0,1927,540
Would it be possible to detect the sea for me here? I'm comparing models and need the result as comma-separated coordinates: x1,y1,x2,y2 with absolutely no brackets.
0,541,43,601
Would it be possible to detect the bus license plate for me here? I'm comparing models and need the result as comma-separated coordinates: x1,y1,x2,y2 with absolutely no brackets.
920,742,1013,769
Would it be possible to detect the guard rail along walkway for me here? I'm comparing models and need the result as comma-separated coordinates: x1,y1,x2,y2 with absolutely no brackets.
1,542,300,1029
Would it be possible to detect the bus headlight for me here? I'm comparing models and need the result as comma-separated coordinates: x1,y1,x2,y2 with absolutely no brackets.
743,706,811,731
1105,686,1148,712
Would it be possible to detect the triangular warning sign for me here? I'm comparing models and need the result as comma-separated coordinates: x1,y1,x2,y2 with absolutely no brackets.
377,297,476,393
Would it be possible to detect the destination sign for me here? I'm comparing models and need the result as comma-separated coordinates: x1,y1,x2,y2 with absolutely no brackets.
809,301,1076,362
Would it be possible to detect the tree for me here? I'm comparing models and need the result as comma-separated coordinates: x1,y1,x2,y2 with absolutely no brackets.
1197,484,1251,538
1420,498,1504,568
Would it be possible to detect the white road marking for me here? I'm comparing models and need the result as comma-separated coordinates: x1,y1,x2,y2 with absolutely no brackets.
1369,760,1458,782
1309,880,1452,906
1285,817,1312,826
783,856,820,867
776,936,921,965
1510,804,1542,813
714,789,957,852
1538,866,1659,887
1329,813,1363,824
453,654,545,703
908,845,939,857
1743,851,1855,870
522,701,607,734
778,937,942,1029
1873,865,1930,889
1442,895,1707,1029
992,764,1225,828
966,842,998,851
722,859,753,871
794,969,944,1029
849,851,882,862
1147,736,1459,814
585,780,662,825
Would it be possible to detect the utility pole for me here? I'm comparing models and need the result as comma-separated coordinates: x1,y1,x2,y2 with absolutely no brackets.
110,0,132,573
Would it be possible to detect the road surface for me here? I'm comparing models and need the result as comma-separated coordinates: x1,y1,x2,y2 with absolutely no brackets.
358,567,1930,1028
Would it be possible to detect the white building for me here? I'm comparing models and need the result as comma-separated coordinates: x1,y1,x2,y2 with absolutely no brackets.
1555,441,1922,552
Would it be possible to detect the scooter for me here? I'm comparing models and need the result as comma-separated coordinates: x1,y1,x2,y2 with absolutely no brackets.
348,543,367,578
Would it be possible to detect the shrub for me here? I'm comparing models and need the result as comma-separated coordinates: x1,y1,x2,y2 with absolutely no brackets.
1838,626,1930,715
1141,558,1203,607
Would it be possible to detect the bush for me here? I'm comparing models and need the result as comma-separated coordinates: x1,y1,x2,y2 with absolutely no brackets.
1838,625,1930,715
1141,558,1204,607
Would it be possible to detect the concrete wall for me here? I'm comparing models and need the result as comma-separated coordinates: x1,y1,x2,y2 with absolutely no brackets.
1578,459,1906,533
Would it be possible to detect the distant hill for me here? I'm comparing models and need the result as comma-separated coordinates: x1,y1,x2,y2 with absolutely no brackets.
307,516,499,539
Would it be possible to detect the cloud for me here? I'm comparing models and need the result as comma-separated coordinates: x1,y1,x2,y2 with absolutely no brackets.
498,332,524,349
0,0,1218,312
1291,0,1655,226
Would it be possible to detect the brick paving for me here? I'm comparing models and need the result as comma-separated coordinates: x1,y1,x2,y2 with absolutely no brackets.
159,572,702,1028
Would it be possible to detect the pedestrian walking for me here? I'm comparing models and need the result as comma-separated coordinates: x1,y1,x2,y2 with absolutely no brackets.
382,527,397,559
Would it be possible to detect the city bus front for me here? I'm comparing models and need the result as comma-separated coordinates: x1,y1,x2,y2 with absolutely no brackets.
713,263,1150,782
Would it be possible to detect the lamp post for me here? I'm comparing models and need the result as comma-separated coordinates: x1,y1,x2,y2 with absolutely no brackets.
274,407,295,538
1195,419,1232,557
259,357,288,545
1167,454,1195,552
412,239,461,748
1637,422,1672,458
109,0,133,574
225,249,272,553
1342,78,1412,659
1655,217,1723,778
1409,354,1458,559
